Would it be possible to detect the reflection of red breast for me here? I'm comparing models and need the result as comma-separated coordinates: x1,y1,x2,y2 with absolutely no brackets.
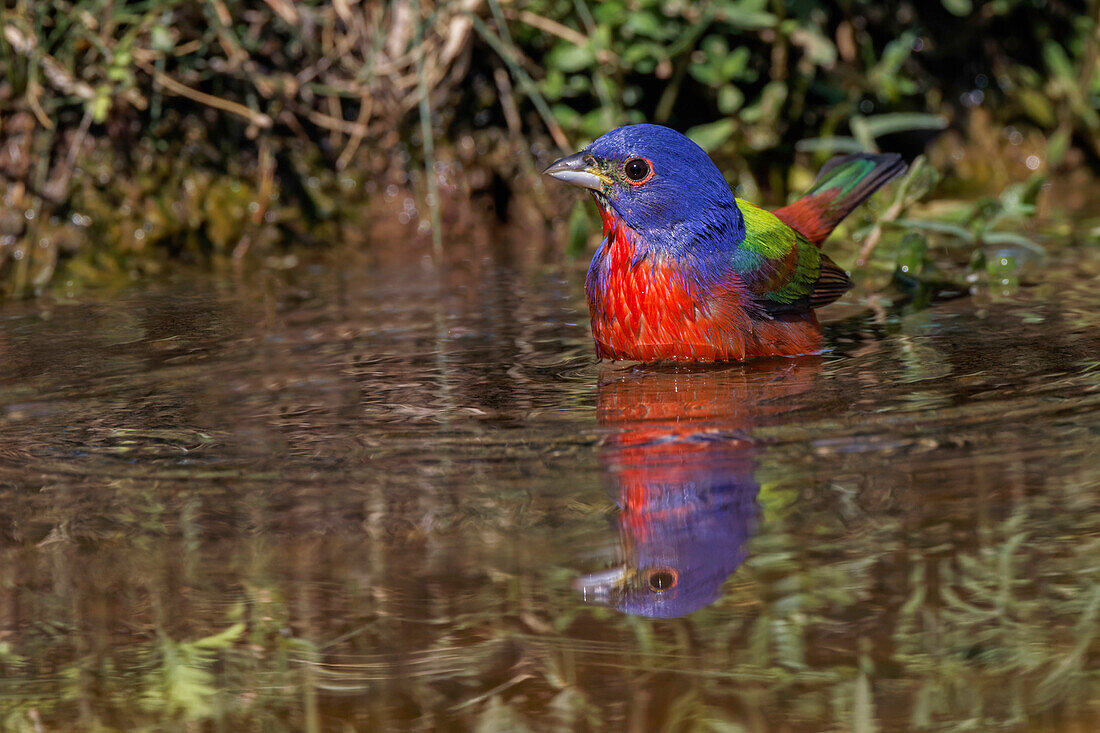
584,207,822,362
596,359,821,425
598,360,822,543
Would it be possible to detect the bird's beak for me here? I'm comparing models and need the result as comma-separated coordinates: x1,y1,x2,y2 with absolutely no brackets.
573,565,631,605
542,152,610,192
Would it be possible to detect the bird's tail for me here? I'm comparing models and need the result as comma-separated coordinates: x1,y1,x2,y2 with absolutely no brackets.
772,153,906,247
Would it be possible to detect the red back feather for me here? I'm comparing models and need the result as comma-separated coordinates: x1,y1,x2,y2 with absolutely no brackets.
772,153,906,246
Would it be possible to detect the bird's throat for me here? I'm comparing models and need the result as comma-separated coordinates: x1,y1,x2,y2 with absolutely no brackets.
586,208,726,361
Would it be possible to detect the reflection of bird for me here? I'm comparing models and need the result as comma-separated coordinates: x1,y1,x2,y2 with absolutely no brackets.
576,436,759,619
544,124,905,362
576,359,820,618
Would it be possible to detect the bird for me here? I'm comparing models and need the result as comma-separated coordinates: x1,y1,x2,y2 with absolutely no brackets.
543,124,906,362
575,444,759,619
574,359,821,618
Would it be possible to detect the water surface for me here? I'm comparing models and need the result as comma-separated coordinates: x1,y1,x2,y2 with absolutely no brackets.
0,243,1097,731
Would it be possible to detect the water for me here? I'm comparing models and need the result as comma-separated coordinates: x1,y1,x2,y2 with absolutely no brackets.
0,242,1097,731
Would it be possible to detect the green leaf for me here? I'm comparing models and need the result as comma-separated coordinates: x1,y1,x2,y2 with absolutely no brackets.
1016,87,1056,127
892,219,976,242
980,231,1045,256
895,232,928,273
1047,127,1071,166
1042,41,1076,81
718,84,744,113
997,181,1040,217
701,34,730,58
107,67,133,84
151,24,174,53
191,622,246,649
877,31,916,76
624,11,676,40
550,103,581,131
941,0,973,16
870,31,917,100
847,116,880,150
715,8,779,30
564,74,591,96
1019,174,1045,207
883,155,941,216
0,641,25,667
861,113,949,138
720,46,752,80
540,68,566,100
740,81,787,124
687,119,736,151
90,85,112,123
790,26,837,67
593,1,627,25
795,136,867,154
689,62,722,87
546,42,595,73
621,41,665,70
580,108,611,138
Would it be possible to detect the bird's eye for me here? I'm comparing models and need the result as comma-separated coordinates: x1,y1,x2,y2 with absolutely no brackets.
647,567,678,592
623,157,653,184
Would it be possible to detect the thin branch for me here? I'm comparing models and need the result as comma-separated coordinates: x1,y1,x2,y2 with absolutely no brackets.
152,70,273,128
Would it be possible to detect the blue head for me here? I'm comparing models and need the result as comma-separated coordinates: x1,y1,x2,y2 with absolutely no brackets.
543,124,745,255
574,460,759,619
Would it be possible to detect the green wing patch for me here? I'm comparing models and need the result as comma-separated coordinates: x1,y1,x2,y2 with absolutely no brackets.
733,199,821,305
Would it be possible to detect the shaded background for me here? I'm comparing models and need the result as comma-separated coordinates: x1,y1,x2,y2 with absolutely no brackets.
0,0,1097,295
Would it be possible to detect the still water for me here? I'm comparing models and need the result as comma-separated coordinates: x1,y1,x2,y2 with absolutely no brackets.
0,240,1097,731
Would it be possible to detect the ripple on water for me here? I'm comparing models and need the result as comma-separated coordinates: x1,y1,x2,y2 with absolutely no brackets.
0,249,1097,731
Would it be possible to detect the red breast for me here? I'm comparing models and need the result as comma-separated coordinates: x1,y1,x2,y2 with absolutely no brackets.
585,208,821,362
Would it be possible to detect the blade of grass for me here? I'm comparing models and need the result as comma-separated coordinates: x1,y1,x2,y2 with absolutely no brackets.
414,9,443,258
468,14,571,151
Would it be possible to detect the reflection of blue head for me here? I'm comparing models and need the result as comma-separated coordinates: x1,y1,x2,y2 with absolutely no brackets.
576,446,758,618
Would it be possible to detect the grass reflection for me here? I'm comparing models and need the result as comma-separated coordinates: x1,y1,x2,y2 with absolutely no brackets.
0,262,1097,730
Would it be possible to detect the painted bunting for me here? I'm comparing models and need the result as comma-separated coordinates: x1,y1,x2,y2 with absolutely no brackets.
574,359,821,618
544,124,905,362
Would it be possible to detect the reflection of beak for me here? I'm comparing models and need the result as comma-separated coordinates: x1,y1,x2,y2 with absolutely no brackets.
573,565,631,604
542,152,610,192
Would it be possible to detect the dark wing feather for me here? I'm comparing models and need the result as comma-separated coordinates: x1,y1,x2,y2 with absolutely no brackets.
808,254,853,308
